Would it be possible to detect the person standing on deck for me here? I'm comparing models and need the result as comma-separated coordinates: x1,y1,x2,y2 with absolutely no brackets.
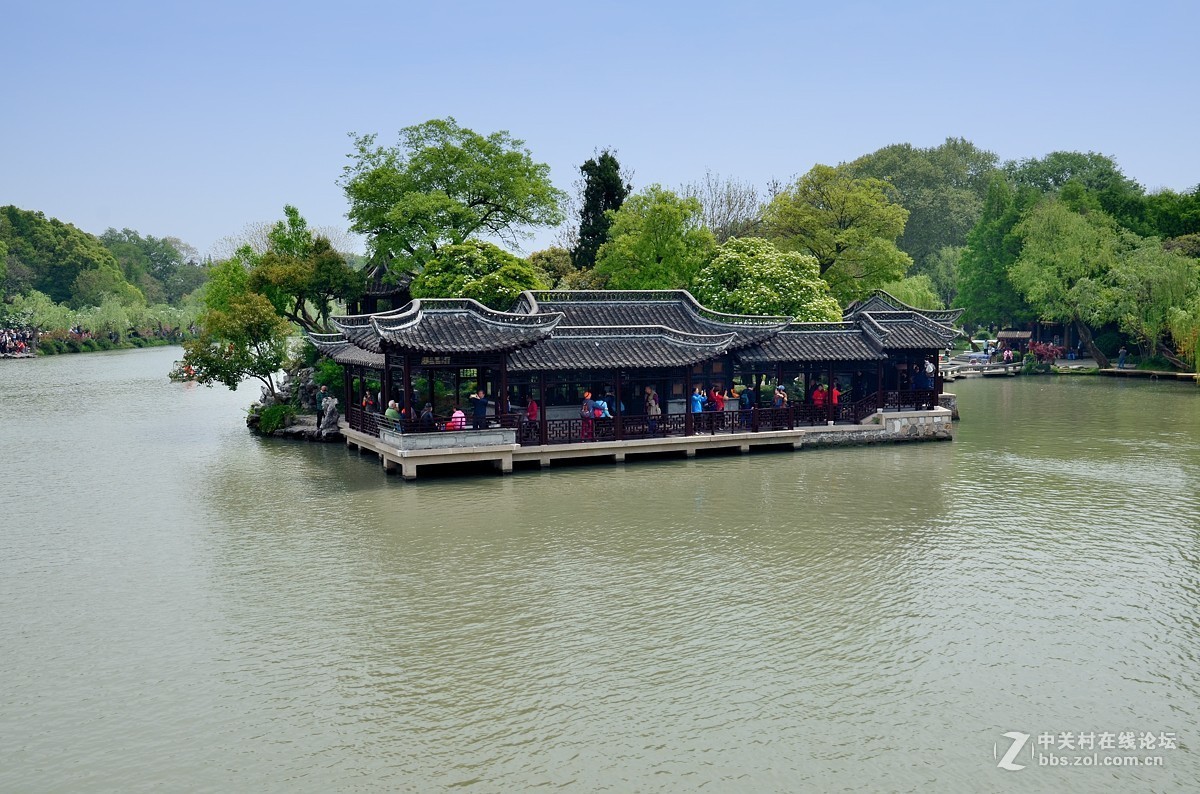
644,386,661,434
1117,346,1128,369
468,389,489,429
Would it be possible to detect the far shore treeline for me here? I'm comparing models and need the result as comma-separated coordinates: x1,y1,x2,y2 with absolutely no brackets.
4,119,1200,384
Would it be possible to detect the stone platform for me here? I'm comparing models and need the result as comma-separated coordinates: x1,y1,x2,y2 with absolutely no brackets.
341,407,954,481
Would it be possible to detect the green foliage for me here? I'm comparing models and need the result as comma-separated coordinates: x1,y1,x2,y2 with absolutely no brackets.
70,266,145,309
341,118,565,276
411,240,544,309
1167,296,1200,372
257,403,296,435
99,228,207,305
593,185,715,289
314,358,344,389
527,247,574,288
78,295,135,342
848,138,999,273
247,206,362,333
691,237,840,321
1010,196,1118,328
182,286,293,398
3,289,74,332
573,150,631,270
876,275,944,310
764,164,912,303
923,245,963,306
1106,237,1197,359
1145,185,1200,240
1004,151,1148,233
1,205,130,305
201,255,252,313
955,175,1037,327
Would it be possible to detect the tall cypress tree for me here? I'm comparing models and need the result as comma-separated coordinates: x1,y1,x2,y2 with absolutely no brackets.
573,150,631,270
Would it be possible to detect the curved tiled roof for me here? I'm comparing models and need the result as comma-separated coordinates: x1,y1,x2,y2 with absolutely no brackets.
844,290,965,325
371,298,563,354
363,258,413,297
508,325,736,371
735,323,885,363
514,290,789,349
315,290,957,373
329,305,413,354
307,332,385,368
862,311,960,349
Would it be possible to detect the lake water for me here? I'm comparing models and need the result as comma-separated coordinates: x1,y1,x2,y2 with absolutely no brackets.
2,347,1197,792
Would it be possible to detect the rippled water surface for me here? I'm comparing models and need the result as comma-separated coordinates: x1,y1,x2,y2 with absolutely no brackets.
2,348,1198,792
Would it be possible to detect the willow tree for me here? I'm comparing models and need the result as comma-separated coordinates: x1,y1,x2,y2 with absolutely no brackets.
1010,197,1119,366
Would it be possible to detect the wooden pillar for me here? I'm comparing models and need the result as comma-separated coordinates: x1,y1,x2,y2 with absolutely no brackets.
614,368,623,440
684,365,694,436
402,353,413,423
497,357,508,422
827,361,835,423
538,372,548,446
876,360,884,412
342,366,351,417
381,349,392,409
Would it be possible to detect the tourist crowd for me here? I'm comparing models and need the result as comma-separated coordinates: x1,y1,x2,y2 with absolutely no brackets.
0,327,37,355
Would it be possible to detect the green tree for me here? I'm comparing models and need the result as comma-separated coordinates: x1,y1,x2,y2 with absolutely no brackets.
70,266,145,308
691,237,840,320
848,138,998,278
876,274,945,310
1168,294,1200,372
593,185,715,289
573,150,631,270
99,228,202,304
411,240,545,309
2,289,73,332
341,118,565,277
1107,236,1197,365
1005,151,1147,233
1010,197,1121,365
527,246,575,288
1144,185,1200,240
247,206,362,333
764,164,912,303
0,205,130,304
181,258,293,398
923,245,963,307
955,175,1037,328
78,294,133,342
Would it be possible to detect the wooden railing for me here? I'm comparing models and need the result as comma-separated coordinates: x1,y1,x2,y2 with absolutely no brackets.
348,392,937,446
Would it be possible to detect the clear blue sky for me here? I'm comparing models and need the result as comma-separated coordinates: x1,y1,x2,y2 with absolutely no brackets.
4,0,1197,258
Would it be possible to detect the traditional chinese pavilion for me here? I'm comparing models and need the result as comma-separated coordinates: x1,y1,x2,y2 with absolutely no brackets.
309,289,960,452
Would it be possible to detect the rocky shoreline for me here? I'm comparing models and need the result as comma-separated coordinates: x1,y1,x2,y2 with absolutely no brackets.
268,414,344,443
